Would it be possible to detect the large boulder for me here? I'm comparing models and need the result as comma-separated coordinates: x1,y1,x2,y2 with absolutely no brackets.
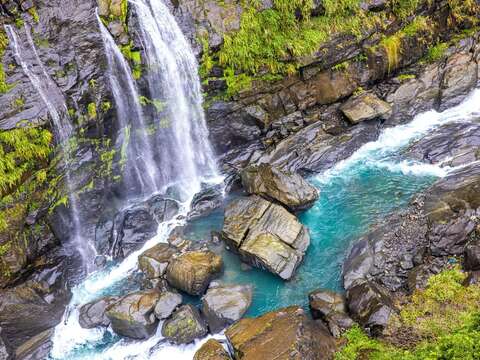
138,243,179,279
202,284,253,333
105,290,161,339
161,305,208,344
225,306,336,360
193,339,231,360
166,251,223,296
346,281,395,336
78,296,118,329
340,93,392,124
222,196,310,280
154,291,182,320
241,164,319,211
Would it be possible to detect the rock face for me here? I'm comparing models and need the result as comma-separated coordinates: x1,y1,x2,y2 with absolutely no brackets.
241,164,319,211
194,339,230,360
79,297,118,329
161,305,208,344
222,196,310,280
465,241,480,271
346,281,395,336
138,243,179,279
308,289,354,337
166,251,223,295
154,291,182,320
340,93,392,124
225,306,336,360
202,284,253,333
106,290,160,339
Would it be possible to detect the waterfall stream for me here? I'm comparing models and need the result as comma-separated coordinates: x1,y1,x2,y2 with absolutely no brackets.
5,24,97,273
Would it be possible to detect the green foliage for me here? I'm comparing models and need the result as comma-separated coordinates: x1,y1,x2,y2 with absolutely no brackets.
120,43,142,79
332,61,350,72
198,34,214,80
87,102,97,119
12,96,25,110
447,0,479,25
336,268,480,360
101,101,111,112
28,7,40,23
391,0,421,19
0,30,14,94
223,68,252,97
138,96,165,113
425,42,449,63
397,73,416,81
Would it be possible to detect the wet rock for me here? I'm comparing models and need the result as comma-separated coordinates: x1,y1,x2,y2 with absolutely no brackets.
162,305,208,345
340,93,392,124
107,196,179,259
188,185,224,219
222,196,310,280
154,291,182,320
166,251,223,295
14,328,53,360
241,164,319,211
308,289,354,337
106,290,161,339
346,281,395,336
138,243,179,279
464,241,480,271
193,339,230,360
79,296,118,329
439,53,478,111
202,284,253,333
225,306,336,360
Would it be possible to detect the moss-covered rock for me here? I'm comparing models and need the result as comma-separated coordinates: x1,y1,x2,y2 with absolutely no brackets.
161,305,208,344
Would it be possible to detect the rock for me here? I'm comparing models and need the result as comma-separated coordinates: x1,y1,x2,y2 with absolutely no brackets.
222,196,310,280
14,328,53,360
188,185,224,219
340,93,392,124
407,265,433,292
308,289,354,337
346,281,395,336
166,251,223,295
463,271,480,286
225,306,336,360
360,0,387,11
78,297,118,329
193,339,230,360
202,284,253,333
138,243,179,279
154,291,182,320
106,290,161,339
161,305,208,344
241,164,319,211
464,241,480,271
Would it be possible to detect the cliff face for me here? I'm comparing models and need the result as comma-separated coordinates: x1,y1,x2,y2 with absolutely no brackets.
0,0,478,358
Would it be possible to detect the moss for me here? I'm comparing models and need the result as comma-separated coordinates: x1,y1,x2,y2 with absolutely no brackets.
101,101,112,112
198,33,214,80
120,43,142,79
28,7,40,23
0,30,14,94
138,96,165,113
12,96,25,111
391,0,421,20
380,34,402,73
424,42,449,63
397,73,416,81
87,102,97,119
332,61,350,72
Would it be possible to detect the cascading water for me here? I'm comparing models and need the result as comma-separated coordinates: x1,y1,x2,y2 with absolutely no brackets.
132,0,218,198
4,24,97,273
97,14,160,196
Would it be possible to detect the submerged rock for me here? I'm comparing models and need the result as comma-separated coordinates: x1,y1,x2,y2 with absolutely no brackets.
225,306,336,360
161,305,208,344
340,93,392,124
222,196,310,280
193,339,231,360
154,291,182,320
241,164,319,211
106,290,160,339
138,243,179,279
202,284,253,333
78,297,118,329
165,251,223,295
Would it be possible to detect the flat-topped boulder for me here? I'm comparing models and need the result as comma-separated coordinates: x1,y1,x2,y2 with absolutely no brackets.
166,251,223,295
162,305,208,344
222,196,310,280
105,290,160,339
202,284,253,333
154,291,182,320
241,164,319,211
225,306,336,360
138,243,179,279
341,93,392,124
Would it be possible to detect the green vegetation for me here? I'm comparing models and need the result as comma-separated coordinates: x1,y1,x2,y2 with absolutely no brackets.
332,61,350,72
0,30,14,94
397,74,416,81
120,43,142,79
87,102,97,119
336,268,480,360
28,7,40,23
139,96,165,113
424,42,449,63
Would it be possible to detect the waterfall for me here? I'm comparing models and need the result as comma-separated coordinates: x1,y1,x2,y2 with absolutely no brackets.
5,24,97,273
132,0,218,199
97,14,160,196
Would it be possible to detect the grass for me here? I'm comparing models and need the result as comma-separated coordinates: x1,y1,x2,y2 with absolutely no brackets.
335,267,480,360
